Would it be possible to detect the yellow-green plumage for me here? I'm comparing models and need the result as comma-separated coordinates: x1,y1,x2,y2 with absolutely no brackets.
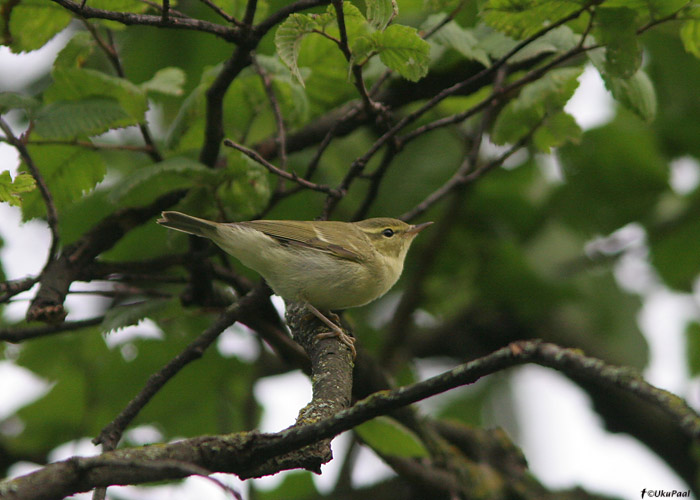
157,211,431,312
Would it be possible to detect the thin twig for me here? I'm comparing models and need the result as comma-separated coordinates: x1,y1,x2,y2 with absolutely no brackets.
0,317,105,343
93,286,269,450
0,276,39,304
253,55,288,172
197,0,239,25
84,23,163,162
0,118,61,268
400,119,539,222
223,139,342,196
332,0,380,115
242,0,258,25
329,0,598,217
161,0,169,22
50,0,242,42
351,141,398,221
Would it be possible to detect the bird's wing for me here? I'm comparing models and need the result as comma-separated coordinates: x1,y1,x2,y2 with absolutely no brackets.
238,220,363,262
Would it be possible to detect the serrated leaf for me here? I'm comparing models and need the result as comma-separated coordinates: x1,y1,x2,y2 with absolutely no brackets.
0,92,40,115
110,156,214,205
366,0,398,30
20,146,106,220
492,67,582,145
7,0,71,53
275,3,366,86
355,416,430,458
46,67,148,123
423,14,490,66
0,171,36,207
101,299,173,334
275,13,324,86
140,67,187,96
681,20,700,59
372,24,431,81
33,98,132,139
482,0,585,39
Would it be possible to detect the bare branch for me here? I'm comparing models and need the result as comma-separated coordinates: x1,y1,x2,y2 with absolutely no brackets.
223,139,343,196
253,55,288,173
0,317,104,343
0,118,61,268
50,0,243,42
4,341,698,499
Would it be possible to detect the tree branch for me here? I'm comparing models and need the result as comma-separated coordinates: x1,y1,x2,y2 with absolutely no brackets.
93,285,271,450
0,118,60,268
49,0,243,41
3,341,697,499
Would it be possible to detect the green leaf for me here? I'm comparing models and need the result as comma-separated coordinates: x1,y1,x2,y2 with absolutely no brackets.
492,67,582,146
589,48,657,122
606,69,657,122
0,92,40,115
0,171,36,207
140,67,187,96
554,112,668,234
481,0,584,39
45,67,148,124
355,416,430,458
101,299,174,334
7,0,71,53
649,205,700,291
353,24,430,82
54,31,95,69
33,98,132,139
109,156,214,206
423,14,490,66
274,4,367,86
477,24,580,63
602,0,687,18
686,322,700,376
216,151,272,220
680,20,700,59
20,146,106,220
595,7,642,79
532,111,582,152
366,0,398,30
275,13,326,86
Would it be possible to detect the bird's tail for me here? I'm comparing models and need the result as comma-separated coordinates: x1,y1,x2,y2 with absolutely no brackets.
157,211,219,239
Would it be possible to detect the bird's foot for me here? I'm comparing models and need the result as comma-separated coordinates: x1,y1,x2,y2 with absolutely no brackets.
305,303,356,359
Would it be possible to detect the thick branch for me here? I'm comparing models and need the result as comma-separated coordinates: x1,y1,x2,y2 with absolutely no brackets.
3,341,697,499
26,190,185,323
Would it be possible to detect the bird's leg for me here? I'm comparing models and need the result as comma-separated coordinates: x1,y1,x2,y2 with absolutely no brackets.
305,303,356,358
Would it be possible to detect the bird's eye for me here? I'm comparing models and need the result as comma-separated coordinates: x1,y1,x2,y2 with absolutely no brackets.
382,228,395,238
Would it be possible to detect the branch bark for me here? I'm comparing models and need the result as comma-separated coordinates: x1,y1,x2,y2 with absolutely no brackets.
3,341,697,499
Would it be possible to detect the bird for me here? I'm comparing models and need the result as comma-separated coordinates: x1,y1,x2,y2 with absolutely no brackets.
157,211,432,356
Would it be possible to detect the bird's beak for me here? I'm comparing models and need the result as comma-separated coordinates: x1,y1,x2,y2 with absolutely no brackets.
406,221,434,234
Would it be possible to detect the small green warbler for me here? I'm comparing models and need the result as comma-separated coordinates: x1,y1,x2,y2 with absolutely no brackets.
158,211,432,355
